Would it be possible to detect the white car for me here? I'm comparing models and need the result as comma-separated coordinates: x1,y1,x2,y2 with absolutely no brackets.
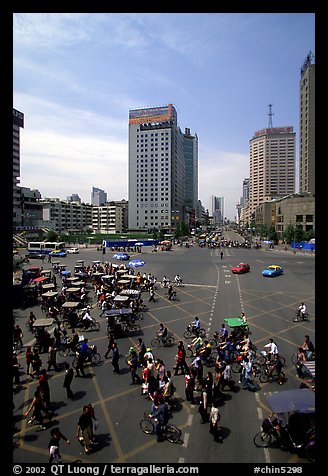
67,247,79,254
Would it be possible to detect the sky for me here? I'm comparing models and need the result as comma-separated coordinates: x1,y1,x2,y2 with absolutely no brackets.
13,12,315,221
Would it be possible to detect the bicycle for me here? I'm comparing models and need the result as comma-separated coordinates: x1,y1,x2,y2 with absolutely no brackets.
257,351,285,367
183,324,206,339
76,319,100,332
164,290,177,300
257,363,285,384
72,346,101,368
151,334,175,347
253,417,315,463
293,310,310,322
139,412,181,443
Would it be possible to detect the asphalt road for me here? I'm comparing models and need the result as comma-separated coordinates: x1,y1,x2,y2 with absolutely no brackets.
13,235,315,465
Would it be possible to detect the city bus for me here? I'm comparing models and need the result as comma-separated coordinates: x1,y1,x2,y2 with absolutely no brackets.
27,241,66,255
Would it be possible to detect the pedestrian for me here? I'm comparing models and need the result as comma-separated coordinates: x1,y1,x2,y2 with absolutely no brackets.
13,324,24,349
13,352,21,384
149,287,156,302
76,405,93,454
174,341,189,375
39,369,52,411
31,350,42,379
75,350,87,377
99,299,108,317
48,427,70,463
209,400,222,442
185,369,196,404
198,386,209,423
63,363,74,399
111,342,120,374
87,403,98,442
24,388,52,430
191,352,203,389
25,346,33,376
204,371,214,405
221,362,235,391
104,332,115,359
47,338,59,372
127,350,139,385
47,254,52,263
220,251,223,260
136,337,146,366
241,356,254,390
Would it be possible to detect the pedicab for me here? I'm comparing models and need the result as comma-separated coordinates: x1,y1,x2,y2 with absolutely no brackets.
224,316,249,336
32,318,54,353
104,307,140,337
253,388,315,462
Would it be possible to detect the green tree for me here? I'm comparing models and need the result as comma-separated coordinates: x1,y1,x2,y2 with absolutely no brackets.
45,230,59,242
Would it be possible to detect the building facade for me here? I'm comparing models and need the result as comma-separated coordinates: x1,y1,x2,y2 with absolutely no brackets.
248,126,296,222
128,104,186,232
183,128,198,226
40,198,93,233
13,108,24,230
211,196,224,226
299,52,315,195
91,187,107,206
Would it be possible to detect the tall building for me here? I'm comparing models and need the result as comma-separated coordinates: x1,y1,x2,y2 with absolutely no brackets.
128,104,186,232
183,128,198,225
211,196,224,226
13,108,24,230
248,126,296,221
299,51,315,195
242,178,250,208
91,187,107,206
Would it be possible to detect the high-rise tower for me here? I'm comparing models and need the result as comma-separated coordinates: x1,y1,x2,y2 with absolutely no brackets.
128,104,186,232
299,51,315,194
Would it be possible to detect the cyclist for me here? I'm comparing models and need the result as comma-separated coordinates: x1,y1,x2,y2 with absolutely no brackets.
13,324,24,349
167,284,176,300
191,334,203,354
263,338,279,361
191,316,201,335
215,323,228,342
149,401,170,442
162,276,169,288
81,310,93,330
298,302,307,320
301,335,315,360
240,312,247,324
174,274,183,286
199,340,212,364
157,323,168,342
267,354,284,384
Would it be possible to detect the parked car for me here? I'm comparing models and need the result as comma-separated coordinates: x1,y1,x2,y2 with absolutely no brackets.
262,265,283,277
67,247,79,254
49,250,67,257
231,262,250,274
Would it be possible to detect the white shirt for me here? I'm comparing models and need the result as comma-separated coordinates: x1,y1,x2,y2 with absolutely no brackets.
264,341,278,354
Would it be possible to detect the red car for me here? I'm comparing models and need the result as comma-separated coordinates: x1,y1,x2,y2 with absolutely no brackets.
231,262,250,274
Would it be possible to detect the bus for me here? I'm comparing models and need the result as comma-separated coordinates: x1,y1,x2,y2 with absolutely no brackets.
27,241,66,255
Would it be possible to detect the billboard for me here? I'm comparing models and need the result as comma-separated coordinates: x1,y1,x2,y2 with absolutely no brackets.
129,104,174,124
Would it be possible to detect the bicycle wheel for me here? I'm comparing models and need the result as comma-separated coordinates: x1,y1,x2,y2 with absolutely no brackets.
185,348,193,358
304,430,315,463
91,321,100,331
199,328,206,338
130,324,141,333
125,354,132,365
165,424,181,443
140,419,154,434
151,338,161,347
183,330,192,339
291,352,298,365
252,363,262,377
58,346,70,357
208,339,217,348
259,372,269,383
231,361,241,373
72,358,78,369
258,355,267,366
135,312,144,320
91,353,101,365
166,336,175,346
253,431,272,448
278,355,286,366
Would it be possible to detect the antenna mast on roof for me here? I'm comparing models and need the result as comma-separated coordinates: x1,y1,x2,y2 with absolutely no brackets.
268,104,274,128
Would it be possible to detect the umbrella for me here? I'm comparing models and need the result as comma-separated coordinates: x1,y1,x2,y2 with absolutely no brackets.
135,242,144,246
113,253,129,260
32,276,48,283
128,260,145,267
160,240,171,245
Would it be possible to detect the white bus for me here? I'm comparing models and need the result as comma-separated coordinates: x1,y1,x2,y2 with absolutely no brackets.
27,241,66,254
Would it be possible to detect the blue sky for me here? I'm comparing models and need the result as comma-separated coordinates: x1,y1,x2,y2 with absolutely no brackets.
13,13,315,220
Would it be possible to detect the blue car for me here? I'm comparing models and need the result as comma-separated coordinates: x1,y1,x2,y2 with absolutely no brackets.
262,265,283,277
49,250,67,257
